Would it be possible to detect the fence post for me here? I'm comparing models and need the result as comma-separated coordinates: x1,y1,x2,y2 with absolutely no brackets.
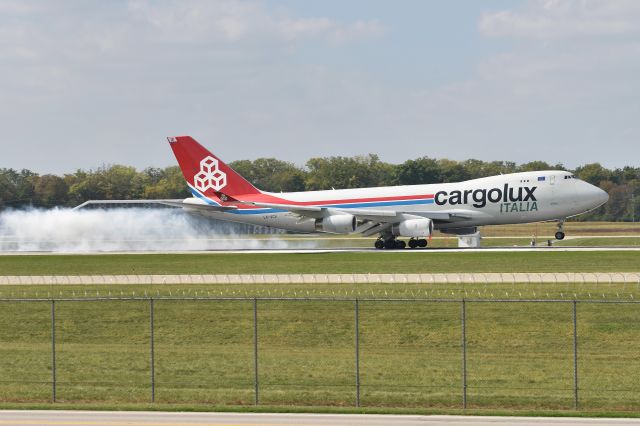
461,299,467,409
572,300,578,410
150,298,155,402
253,298,259,405
51,299,56,403
355,298,360,407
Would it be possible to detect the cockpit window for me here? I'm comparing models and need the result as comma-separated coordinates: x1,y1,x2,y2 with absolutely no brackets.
564,175,576,180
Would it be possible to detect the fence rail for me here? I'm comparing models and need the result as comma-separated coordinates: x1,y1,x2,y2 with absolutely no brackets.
0,297,638,410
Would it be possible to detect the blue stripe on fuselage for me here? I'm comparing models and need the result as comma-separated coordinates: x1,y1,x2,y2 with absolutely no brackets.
228,198,435,215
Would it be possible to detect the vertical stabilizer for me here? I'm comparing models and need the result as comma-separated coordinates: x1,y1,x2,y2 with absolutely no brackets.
167,136,260,199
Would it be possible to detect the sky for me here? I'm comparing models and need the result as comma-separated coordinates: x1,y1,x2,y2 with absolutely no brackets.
1,0,639,174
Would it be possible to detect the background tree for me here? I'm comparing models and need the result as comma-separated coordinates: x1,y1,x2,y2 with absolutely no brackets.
0,168,37,208
437,159,470,183
229,159,306,192
304,154,392,190
33,174,68,207
574,163,611,186
394,157,441,185
143,166,190,199
1,156,638,221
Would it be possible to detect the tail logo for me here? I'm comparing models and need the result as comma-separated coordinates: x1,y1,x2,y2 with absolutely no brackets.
194,156,227,192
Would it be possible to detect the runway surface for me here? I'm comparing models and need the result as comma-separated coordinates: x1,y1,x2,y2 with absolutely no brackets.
0,411,639,426
2,246,640,255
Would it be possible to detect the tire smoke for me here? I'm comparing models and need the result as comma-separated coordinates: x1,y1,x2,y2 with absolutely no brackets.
0,208,312,252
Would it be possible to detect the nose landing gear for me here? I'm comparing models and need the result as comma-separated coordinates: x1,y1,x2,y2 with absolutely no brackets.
555,220,565,240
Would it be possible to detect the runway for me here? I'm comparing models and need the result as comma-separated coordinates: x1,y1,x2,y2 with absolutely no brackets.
2,246,640,255
0,411,639,426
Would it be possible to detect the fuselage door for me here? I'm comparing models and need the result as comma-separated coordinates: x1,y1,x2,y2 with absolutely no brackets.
546,174,558,213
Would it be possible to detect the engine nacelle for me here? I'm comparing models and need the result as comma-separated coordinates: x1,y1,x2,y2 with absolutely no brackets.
392,218,433,238
315,214,356,234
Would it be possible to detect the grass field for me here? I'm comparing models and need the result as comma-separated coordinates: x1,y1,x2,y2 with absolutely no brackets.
0,297,638,411
1,226,639,413
1,251,640,276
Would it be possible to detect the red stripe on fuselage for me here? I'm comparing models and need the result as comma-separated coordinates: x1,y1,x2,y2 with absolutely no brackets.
220,192,435,210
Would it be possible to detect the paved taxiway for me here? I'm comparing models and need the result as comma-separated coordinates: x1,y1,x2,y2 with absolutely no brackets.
2,246,640,255
1,411,640,426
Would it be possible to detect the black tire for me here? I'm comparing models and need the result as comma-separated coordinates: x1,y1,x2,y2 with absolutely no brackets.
384,239,397,249
418,239,427,248
555,231,565,240
408,239,418,249
395,240,406,249
374,239,384,249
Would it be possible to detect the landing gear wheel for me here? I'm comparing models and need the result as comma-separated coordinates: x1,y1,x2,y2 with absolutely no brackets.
417,239,428,248
384,239,396,250
395,240,406,249
408,239,418,249
555,219,565,241
374,239,384,249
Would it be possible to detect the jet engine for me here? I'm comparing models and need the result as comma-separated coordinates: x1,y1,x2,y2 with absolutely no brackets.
315,213,357,234
391,218,433,238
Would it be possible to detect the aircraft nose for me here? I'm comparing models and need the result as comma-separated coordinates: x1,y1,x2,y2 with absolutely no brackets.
596,186,609,205
588,184,609,207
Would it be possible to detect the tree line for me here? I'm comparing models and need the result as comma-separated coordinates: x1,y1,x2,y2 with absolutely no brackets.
1,156,638,221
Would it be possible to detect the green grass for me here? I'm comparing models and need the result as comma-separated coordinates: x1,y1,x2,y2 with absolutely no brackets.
0,298,639,411
0,248,639,412
1,251,639,275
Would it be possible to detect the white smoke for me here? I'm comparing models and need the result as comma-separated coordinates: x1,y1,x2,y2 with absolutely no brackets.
0,208,314,252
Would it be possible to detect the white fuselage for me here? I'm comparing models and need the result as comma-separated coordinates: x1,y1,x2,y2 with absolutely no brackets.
183,170,608,233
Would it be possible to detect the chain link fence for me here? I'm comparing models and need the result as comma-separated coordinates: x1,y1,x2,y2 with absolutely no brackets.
0,297,639,410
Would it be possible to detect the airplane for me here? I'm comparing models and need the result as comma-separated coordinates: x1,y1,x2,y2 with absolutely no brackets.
77,135,609,249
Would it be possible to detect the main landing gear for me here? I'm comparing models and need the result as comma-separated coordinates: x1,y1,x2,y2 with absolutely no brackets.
555,219,565,240
408,238,428,249
374,237,428,249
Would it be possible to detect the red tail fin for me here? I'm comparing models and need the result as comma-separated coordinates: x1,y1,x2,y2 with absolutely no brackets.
168,136,260,199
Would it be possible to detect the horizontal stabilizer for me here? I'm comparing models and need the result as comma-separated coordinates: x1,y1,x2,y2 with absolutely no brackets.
73,200,185,210
73,199,237,212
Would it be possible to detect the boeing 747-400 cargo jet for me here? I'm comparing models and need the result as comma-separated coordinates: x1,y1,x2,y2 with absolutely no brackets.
77,136,609,249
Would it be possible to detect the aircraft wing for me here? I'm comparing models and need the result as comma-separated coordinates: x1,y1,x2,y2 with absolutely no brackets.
241,201,477,223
